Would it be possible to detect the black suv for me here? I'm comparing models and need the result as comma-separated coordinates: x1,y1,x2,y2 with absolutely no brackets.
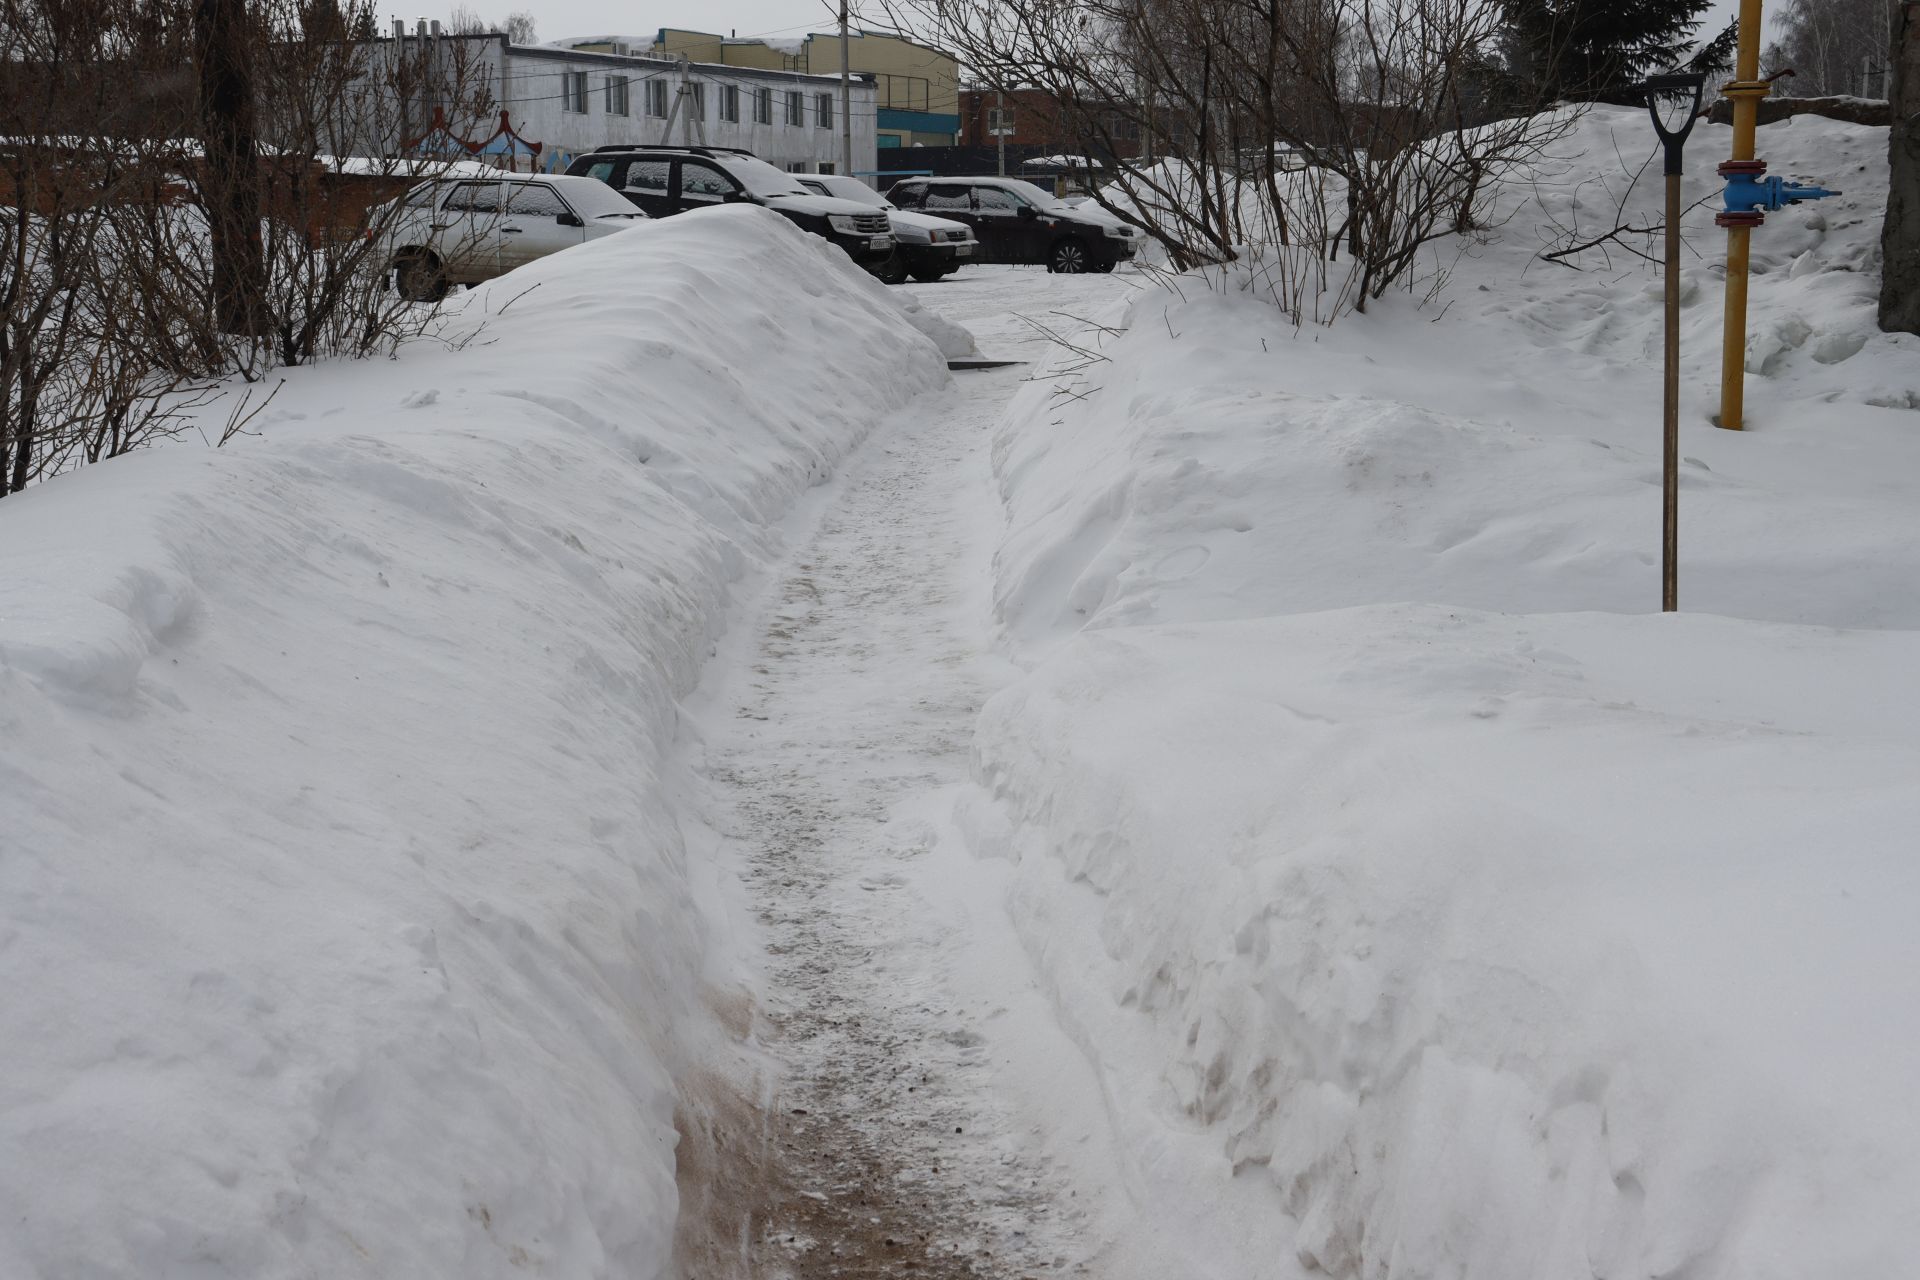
566,145,894,266
886,176,1144,273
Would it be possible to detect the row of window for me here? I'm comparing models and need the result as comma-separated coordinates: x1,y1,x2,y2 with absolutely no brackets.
560,72,837,128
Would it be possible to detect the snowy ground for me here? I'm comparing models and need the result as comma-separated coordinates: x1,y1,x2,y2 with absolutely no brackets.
970,109,1920,1279
5,107,1917,1280
668,267,1209,1278
0,208,955,1279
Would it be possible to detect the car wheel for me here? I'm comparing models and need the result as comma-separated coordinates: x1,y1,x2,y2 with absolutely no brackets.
909,264,948,283
876,250,911,285
394,252,448,302
1048,238,1089,274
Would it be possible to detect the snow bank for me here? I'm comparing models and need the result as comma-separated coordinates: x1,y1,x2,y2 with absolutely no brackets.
975,109,1920,1277
0,205,950,1278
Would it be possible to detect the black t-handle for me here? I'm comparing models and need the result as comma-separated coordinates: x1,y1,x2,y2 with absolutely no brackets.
1642,73,1707,175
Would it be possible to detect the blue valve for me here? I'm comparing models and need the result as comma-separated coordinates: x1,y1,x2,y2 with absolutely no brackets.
1725,172,1839,213
1716,160,1839,227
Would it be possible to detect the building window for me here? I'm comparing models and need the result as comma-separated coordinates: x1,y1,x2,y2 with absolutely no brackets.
647,78,669,118
689,82,706,118
605,75,629,115
562,71,588,114
816,162,835,175
816,92,833,129
753,86,772,124
720,84,740,122
786,90,804,127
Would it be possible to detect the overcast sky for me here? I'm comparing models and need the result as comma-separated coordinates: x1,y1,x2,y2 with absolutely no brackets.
499,0,1759,61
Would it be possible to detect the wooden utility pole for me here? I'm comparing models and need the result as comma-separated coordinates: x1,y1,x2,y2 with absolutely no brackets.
839,0,853,176
194,0,267,336
1881,2,1920,333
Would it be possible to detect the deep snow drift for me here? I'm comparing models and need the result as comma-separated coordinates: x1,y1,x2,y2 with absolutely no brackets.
0,206,950,1278
971,108,1920,1278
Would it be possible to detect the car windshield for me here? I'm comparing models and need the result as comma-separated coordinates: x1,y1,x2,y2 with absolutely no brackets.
993,179,1065,208
814,175,890,207
719,155,812,198
548,179,645,219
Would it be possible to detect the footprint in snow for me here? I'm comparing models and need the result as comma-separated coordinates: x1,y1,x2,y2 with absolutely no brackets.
402,388,440,409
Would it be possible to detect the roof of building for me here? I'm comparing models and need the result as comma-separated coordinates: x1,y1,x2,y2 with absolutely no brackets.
410,32,864,88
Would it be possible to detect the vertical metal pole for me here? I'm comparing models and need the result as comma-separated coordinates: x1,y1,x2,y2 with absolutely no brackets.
839,0,852,176
996,87,1006,176
1717,0,1767,430
1664,167,1682,612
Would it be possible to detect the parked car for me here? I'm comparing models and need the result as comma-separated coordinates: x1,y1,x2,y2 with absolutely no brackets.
566,145,894,267
380,173,648,301
793,173,977,285
884,176,1145,273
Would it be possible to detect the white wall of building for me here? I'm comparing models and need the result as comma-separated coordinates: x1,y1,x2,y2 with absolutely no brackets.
410,36,878,176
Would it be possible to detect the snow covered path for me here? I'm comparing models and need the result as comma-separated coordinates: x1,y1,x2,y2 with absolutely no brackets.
674,270,1140,1278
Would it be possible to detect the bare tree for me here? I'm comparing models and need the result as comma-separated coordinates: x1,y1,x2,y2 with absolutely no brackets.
1882,1,1919,333
880,0,1576,321
1,0,488,499
446,7,533,42
195,0,270,336
1766,0,1897,97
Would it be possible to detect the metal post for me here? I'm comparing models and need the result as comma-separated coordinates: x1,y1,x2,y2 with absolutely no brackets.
995,87,1006,176
1717,0,1769,430
839,0,852,176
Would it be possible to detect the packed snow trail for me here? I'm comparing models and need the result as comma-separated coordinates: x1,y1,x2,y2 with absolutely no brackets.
674,270,1139,1278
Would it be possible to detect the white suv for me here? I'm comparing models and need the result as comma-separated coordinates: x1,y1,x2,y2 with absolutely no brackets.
380,173,648,300
795,173,977,285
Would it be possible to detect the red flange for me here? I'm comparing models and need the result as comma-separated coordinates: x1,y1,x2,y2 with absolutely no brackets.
1716,210,1766,228
1718,159,1768,178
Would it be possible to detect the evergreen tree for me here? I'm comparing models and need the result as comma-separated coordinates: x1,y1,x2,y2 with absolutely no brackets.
1502,0,1716,102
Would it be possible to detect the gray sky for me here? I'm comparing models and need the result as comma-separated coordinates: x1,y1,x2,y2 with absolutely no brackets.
500,0,1761,61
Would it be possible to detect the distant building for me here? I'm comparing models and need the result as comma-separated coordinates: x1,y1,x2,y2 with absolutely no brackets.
361,25,875,176
578,28,959,157
958,87,1142,155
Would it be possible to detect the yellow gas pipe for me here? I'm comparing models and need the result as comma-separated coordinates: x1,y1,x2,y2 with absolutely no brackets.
1718,0,1771,430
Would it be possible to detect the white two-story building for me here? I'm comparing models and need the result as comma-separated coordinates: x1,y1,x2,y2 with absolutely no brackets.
368,26,878,177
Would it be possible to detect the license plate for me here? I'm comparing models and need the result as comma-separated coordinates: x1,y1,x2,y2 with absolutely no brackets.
872,237,891,251
954,244,973,256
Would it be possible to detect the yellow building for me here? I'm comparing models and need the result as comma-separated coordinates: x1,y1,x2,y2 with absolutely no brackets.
604,28,959,152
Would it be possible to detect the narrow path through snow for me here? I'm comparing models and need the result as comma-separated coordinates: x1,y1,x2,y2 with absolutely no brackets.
674,269,1140,1278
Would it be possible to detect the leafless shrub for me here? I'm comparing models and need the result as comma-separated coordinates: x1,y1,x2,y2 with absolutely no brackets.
881,0,1576,323
1,0,490,499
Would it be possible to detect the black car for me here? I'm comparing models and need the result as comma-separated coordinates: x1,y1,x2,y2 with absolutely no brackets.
885,176,1144,273
566,145,894,266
